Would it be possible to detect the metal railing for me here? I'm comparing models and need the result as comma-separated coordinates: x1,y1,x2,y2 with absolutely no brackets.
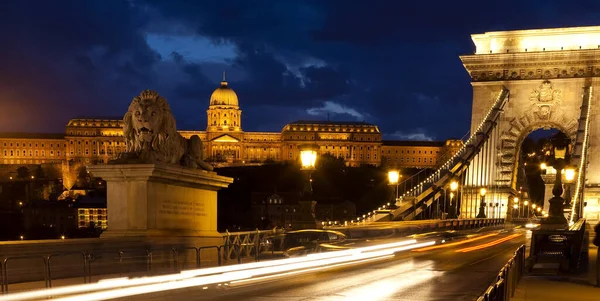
477,244,525,301
222,229,281,261
0,229,282,294
529,218,587,272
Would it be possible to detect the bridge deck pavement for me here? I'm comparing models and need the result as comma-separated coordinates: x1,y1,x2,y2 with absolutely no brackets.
512,244,600,301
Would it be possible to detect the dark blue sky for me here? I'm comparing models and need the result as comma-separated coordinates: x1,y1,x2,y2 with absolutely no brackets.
1,1,599,140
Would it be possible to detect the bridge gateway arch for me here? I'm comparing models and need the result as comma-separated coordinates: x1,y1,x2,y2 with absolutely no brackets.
460,26,600,223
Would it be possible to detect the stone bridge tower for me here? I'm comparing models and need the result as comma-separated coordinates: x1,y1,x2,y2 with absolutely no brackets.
461,26,600,223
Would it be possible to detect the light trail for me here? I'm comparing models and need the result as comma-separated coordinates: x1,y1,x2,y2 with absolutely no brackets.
411,233,499,252
0,239,433,301
455,234,522,252
49,241,435,301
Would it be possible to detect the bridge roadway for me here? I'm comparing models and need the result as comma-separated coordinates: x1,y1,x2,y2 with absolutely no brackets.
110,228,527,301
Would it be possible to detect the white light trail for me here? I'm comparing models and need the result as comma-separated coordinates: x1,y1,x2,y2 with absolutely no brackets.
0,239,434,301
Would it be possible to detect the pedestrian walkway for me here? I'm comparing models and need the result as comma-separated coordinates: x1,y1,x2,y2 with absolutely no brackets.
512,244,600,301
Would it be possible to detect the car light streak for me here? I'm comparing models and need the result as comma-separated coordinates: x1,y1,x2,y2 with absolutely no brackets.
411,233,499,252
52,241,435,301
230,255,394,285
1,242,393,301
0,239,433,301
455,234,522,252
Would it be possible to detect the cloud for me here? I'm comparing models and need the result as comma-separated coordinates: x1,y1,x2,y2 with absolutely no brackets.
306,101,366,120
414,93,440,104
385,129,435,141
4,0,600,140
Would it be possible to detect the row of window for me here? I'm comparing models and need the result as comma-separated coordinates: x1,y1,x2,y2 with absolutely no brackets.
383,149,440,155
284,135,380,141
3,159,55,164
2,149,61,157
385,156,436,164
287,127,377,133
2,142,64,148
287,151,378,161
69,140,125,146
69,147,125,156
68,131,122,136
69,121,120,127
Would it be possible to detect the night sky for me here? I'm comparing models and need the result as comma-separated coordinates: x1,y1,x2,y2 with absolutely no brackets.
1,1,599,141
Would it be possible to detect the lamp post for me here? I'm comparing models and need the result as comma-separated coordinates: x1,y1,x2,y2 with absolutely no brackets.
295,145,318,229
476,188,487,218
513,197,519,218
388,170,400,206
447,181,458,219
543,132,571,226
563,165,576,216
493,201,499,219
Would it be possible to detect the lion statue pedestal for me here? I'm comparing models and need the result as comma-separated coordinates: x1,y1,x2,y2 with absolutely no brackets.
88,162,232,238
87,90,233,240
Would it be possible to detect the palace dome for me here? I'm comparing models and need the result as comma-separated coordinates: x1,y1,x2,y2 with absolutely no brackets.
209,80,238,107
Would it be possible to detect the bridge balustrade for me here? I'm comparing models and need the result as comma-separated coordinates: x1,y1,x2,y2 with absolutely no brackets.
0,229,281,294
529,218,588,273
477,244,526,301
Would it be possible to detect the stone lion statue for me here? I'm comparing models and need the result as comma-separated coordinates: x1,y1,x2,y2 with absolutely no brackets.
112,90,213,171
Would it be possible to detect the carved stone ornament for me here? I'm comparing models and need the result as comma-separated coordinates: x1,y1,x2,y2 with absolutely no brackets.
110,90,214,171
529,80,562,119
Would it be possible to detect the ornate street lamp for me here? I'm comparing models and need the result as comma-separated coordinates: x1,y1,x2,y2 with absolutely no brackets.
295,145,319,229
447,181,459,219
476,188,487,218
543,132,571,226
563,165,576,209
450,181,459,191
388,170,400,205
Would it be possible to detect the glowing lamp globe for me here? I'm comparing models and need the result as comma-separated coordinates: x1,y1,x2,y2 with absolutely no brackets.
299,145,318,170
388,171,400,185
450,181,458,191
565,168,575,182
480,188,487,197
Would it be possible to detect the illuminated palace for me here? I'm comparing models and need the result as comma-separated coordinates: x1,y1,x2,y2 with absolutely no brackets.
0,76,461,187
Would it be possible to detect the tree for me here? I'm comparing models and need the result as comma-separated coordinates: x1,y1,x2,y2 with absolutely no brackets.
34,165,45,179
16,166,30,179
